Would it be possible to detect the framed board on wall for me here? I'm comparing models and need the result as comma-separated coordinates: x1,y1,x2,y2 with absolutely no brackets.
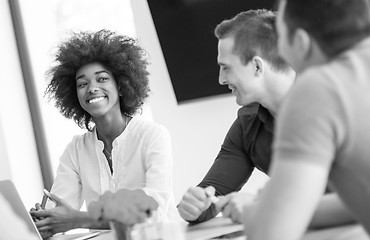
147,0,276,104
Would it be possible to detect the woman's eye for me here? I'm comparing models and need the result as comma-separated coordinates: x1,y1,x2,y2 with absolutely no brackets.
98,77,108,82
77,82,87,88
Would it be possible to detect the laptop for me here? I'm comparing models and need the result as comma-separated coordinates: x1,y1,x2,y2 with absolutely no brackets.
0,179,100,240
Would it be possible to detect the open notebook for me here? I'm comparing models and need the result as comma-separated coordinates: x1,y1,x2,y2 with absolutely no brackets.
0,179,100,240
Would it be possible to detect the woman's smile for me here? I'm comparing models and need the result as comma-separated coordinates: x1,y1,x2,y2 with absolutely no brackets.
87,96,107,104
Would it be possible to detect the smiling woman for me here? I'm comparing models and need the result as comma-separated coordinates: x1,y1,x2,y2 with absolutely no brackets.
13,0,138,190
29,30,177,238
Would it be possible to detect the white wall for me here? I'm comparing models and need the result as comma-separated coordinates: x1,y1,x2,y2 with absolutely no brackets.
0,0,44,208
0,115,12,181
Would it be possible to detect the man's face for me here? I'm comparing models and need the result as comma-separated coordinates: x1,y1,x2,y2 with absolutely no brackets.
276,0,305,73
217,36,261,106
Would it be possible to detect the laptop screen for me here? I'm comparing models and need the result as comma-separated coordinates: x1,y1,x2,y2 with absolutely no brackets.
0,179,42,239
0,180,101,240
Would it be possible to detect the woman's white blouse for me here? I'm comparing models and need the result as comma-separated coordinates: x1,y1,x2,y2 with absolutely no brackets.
48,115,177,222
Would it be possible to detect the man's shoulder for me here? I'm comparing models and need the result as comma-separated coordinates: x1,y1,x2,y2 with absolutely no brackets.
237,103,260,117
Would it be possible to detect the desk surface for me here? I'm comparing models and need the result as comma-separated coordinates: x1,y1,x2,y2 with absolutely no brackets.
186,218,369,240
303,224,369,240
187,217,243,240
60,218,369,240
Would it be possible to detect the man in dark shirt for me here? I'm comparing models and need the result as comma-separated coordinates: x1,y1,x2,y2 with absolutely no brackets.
178,9,294,223
194,103,273,223
177,9,355,227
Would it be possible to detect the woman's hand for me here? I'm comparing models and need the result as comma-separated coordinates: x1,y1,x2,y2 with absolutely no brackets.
30,201,53,239
29,193,80,237
30,202,44,222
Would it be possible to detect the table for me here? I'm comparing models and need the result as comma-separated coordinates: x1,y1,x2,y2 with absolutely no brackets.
83,218,242,240
186,218,369,240
61,218,369,240
187,217,243,240
303,224,369,240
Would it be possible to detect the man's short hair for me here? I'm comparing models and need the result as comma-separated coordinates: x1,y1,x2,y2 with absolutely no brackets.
215,9,291,72
282,0,370,58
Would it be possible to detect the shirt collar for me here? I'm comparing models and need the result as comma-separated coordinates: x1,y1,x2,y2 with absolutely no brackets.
257,104,274,132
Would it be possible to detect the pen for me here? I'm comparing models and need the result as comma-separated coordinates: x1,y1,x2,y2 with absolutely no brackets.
205,191,219,204
41,189,56,209
40,194,48,209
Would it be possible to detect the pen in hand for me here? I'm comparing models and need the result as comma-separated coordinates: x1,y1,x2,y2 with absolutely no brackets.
41,189,57,209
205,191,219,204
204,188,230,213
32,189,54,222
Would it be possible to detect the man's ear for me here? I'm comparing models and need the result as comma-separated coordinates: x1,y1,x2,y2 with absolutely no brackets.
252,56,264,77
293,28,312,60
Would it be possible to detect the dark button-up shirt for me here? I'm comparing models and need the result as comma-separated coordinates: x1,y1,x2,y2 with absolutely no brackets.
194,103,274,223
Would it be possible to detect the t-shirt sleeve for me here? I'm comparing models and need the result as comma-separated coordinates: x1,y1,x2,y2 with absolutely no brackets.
273,69,344,170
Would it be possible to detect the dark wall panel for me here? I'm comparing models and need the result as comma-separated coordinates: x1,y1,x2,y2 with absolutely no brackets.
147,0,276,103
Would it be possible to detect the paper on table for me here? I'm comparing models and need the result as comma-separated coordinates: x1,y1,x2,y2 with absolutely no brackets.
186,217,244,240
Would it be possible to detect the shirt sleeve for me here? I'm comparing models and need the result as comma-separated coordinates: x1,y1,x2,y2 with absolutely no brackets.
246,66,347,240
47,137,84,210
193,116,255,223
141,124,176,222
274,68,344,171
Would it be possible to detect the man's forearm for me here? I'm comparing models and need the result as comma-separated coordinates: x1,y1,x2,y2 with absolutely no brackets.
77,211,110,229
309,193,356,229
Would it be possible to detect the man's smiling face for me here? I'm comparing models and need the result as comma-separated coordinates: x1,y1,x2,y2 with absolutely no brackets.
217,36,262,106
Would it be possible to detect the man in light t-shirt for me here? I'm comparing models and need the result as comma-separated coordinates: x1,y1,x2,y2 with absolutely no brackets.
246,0,370,239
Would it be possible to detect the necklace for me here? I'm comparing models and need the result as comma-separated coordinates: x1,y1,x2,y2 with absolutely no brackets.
101,114,131,160
103,148,112,160
103,147,113,174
